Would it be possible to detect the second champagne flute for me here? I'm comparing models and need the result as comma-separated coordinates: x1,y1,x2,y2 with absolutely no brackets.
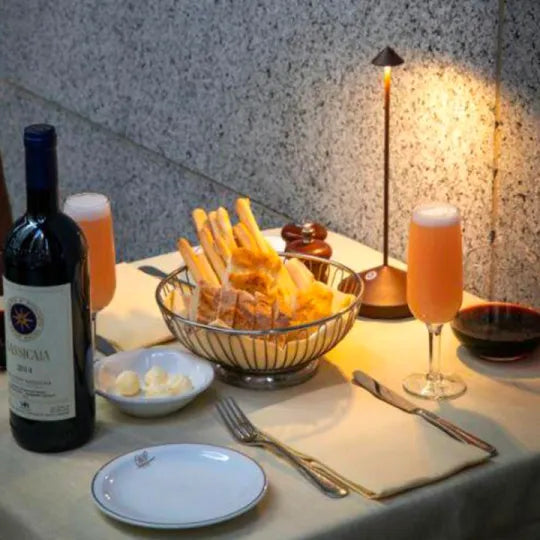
404,203,465,399
64,193,116,349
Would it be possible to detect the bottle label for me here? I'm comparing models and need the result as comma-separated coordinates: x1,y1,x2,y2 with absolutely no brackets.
2,278,75,421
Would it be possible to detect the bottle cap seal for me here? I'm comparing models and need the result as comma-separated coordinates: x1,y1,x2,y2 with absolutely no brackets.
24,125,57,149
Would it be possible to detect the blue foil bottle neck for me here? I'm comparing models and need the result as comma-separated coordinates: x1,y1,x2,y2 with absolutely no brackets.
24,124,59,215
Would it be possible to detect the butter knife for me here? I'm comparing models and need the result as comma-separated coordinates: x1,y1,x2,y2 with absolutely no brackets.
95,334,119,356
138,265,194,288
352,370,498,457
137,265,169,279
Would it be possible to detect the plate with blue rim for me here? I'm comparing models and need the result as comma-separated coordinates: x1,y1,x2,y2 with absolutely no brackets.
91,443,267,529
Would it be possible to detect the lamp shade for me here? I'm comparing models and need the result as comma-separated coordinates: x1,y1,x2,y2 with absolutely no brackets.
371,46,404,67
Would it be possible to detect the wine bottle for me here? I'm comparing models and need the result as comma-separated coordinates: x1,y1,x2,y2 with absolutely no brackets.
2,124,95,452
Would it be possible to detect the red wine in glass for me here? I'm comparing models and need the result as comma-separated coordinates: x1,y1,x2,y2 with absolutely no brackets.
451,302,540,361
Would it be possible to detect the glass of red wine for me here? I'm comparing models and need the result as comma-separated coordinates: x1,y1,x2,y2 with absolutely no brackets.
451,239,540,362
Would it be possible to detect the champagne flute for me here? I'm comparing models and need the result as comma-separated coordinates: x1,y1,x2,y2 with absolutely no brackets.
404,203,466,399
64,193,116,353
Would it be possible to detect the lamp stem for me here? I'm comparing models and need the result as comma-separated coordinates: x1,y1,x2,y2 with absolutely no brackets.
383,66,391,266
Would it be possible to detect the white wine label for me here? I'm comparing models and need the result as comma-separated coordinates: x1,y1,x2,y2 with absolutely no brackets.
3,278,75,421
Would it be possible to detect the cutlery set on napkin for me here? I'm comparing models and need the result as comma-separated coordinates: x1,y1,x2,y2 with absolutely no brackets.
218,374,496,499
97,261,497,500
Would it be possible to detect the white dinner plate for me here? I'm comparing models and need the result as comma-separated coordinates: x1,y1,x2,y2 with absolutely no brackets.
91,443,267,529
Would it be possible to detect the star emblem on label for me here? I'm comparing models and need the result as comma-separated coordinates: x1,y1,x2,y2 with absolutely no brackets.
8,300,44,340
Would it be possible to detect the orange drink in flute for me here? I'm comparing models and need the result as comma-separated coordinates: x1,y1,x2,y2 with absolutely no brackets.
64,193,116,349
404,203,465,399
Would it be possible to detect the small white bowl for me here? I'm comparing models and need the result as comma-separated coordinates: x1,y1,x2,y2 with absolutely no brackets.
94,347,215,418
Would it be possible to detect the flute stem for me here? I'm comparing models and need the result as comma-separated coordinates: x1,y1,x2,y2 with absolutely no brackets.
427,323,443,383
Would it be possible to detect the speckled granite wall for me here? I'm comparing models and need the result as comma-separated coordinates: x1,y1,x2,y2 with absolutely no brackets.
0,82,284,261
493,0,540,306
0,0,538,306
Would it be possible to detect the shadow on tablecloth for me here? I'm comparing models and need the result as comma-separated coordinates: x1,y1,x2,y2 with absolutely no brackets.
457,345,540,396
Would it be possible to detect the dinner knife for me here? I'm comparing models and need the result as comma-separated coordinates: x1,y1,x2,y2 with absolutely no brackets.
352,370,498,457
137,265,169,279
138,265,194,288
95,334,119,356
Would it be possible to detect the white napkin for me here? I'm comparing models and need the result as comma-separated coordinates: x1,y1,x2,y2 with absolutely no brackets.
251,383,491,498
96,263,172,350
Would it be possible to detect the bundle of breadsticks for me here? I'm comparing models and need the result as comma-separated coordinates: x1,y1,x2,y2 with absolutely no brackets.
171,198,355,334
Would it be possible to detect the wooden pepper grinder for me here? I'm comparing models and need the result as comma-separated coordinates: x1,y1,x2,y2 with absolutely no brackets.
283,222,332,282
281,221,327,244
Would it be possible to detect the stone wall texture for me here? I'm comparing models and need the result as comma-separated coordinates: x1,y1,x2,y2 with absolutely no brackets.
0,0,538,306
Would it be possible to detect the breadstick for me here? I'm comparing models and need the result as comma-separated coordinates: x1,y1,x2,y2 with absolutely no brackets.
192,208,208,233
217,207,236,250
206,210,232,260
276,265,298,297
177,238,204,283
208,211,221,242
199,225,226,281
196,252,220,286
236,198,269,254
233,223,258,251
177,238,219,286
214,234,232,261
275,265,298,316
284,258,314,289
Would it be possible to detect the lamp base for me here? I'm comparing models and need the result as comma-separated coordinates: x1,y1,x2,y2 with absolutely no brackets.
356,265,412,319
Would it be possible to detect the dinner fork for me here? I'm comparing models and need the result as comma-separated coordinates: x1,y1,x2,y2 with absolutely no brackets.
216,397,349,498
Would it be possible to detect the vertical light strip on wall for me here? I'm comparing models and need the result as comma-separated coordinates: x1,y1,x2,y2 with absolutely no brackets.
488,0,506,299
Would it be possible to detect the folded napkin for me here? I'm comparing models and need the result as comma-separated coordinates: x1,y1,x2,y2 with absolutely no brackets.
96,263,172,350
251,383,490,498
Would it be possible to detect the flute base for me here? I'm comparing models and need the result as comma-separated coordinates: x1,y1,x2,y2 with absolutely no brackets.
403,373,466,400
355,265,412,319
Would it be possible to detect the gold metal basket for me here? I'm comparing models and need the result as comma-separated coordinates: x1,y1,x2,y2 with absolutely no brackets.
156,253,364,389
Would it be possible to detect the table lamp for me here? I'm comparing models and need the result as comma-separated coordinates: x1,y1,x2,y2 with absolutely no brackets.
358,46,411,319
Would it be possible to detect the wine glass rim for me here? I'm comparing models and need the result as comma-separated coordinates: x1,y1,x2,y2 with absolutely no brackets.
65,191,110,203
64,192,111,220
411,202,460,227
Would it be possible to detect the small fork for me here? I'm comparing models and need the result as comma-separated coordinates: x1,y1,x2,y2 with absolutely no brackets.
216,397,349,498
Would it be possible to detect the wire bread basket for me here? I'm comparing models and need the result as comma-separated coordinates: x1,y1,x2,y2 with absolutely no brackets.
156,253,364,389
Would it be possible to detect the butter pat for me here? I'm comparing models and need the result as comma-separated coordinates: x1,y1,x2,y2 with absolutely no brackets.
168,374,193,396
145,383,170,398
115,370,141,396
115,366,193,399
144,366,168,387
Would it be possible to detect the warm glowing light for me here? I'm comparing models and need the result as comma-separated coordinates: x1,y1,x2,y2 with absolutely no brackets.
384,66,391,90
290,57,495,277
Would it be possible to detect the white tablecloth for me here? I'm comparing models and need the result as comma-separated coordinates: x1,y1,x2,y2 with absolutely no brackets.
1,230,539,540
